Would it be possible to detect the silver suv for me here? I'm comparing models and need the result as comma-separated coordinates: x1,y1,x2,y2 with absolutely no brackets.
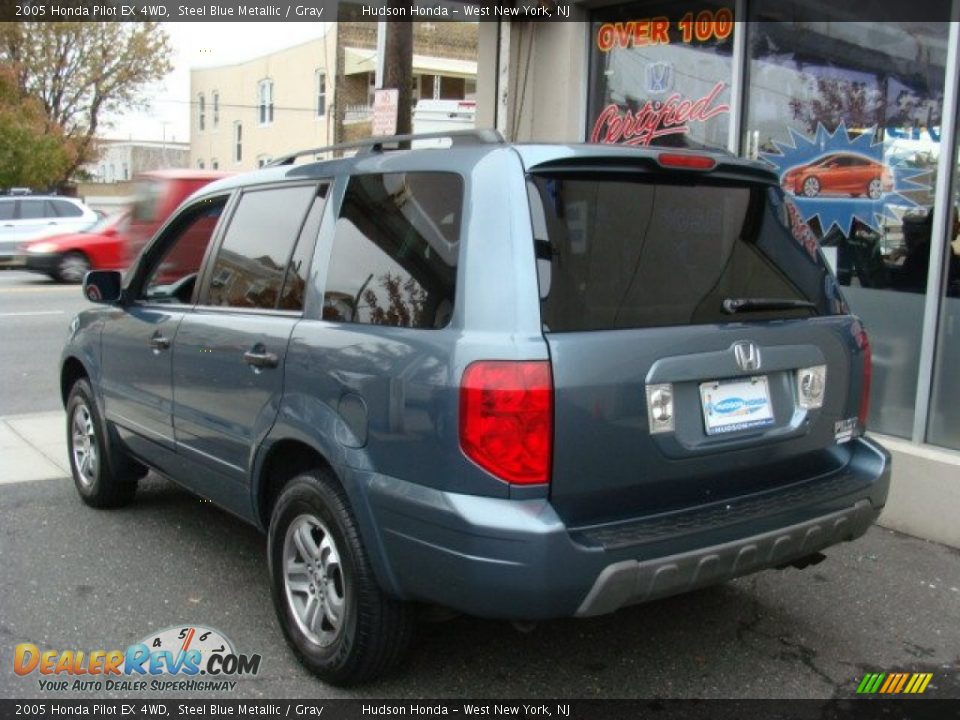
0,195,98,263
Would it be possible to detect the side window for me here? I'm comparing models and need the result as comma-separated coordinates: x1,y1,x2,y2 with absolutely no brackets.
141,197,227,304
323,172,462,329
205,185,318,310
51,199,83,218
19,200,47,219
0,200,15,220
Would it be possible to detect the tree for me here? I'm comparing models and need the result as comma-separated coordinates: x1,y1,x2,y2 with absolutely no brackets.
0,22,172,183
0,66,73,188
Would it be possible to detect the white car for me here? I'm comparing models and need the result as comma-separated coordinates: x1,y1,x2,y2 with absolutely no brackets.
0,196,99,263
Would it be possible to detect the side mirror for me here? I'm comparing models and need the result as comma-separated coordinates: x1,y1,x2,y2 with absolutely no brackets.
83,270,123,304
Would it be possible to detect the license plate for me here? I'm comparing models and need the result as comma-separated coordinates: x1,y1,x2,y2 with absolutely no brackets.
700,376,775,435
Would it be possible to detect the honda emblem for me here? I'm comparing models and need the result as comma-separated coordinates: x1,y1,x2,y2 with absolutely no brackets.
734,342,762,372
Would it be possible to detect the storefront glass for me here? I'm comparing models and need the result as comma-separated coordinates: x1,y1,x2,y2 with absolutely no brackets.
927,124,960,450
743,7,950,438
587,1,735,150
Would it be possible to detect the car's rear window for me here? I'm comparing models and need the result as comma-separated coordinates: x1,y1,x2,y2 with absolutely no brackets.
528,174,844,332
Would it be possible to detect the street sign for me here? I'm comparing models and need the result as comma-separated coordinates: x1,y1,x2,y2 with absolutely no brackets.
372,88,399,137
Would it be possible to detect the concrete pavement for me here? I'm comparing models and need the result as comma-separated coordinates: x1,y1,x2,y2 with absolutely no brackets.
0,410,68,484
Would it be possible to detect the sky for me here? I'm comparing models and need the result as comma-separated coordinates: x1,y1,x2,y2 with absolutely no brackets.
104,22,330,143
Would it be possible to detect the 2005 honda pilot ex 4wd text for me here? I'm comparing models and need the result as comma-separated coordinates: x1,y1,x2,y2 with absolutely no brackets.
60,131,890,685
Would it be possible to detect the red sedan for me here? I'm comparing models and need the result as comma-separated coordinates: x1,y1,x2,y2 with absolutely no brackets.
18,210,129,283
781,152,893,200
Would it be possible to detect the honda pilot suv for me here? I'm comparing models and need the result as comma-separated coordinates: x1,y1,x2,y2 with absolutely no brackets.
60,132,890,685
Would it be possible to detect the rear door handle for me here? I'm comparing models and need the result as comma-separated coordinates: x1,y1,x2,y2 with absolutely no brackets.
244,348,279,369
149,333,171,352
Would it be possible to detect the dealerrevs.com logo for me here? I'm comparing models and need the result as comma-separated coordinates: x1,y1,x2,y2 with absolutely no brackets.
14,625,262,692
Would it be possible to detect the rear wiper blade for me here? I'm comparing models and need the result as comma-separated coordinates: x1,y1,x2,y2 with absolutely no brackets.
722,297,818,314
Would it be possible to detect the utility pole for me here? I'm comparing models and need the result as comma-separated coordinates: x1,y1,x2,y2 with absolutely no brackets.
382,20,413,136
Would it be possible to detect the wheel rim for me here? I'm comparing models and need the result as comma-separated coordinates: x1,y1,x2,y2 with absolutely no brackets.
70,403,98,488
60,255,89,283
803,178,819,197
868,179,882,199
282,514,346,647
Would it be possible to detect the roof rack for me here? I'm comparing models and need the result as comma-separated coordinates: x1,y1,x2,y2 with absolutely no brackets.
269,129,505,167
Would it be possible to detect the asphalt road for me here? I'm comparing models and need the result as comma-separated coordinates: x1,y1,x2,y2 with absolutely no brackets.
0,472,958,700
1,269,958,701
0,269,90,415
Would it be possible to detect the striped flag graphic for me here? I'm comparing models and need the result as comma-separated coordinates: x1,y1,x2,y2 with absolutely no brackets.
857,672,933,694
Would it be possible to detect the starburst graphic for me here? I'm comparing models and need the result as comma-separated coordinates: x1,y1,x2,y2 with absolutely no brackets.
760,122,929,235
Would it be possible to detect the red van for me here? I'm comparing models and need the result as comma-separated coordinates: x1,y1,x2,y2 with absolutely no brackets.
126,170,231,265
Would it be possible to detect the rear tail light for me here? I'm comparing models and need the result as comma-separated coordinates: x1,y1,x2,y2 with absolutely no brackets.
657,153,717,170
459,361,552,485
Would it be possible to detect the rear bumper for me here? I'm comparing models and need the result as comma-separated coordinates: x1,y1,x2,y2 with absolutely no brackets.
354,437,890,620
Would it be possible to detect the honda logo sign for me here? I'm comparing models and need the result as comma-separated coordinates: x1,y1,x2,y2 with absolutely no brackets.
734,342,762,372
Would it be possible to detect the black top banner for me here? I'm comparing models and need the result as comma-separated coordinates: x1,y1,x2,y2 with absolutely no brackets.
1,0,956,22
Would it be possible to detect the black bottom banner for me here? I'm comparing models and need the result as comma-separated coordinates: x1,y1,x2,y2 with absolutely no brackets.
1,700,960,720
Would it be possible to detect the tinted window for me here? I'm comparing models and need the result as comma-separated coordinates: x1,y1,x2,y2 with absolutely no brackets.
51,199,83,217
278,189,327,311
19,200,47,219
0,200,13,220
530,175,844,332
324,173,461,329
206,185,318,310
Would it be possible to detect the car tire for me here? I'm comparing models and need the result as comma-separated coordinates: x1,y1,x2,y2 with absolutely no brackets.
66,379,139,508
58,251,90,284
268,469,414,685
867,178,882,200
801,176,820,197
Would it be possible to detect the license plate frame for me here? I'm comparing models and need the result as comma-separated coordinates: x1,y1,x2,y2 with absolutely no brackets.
699,376,775,435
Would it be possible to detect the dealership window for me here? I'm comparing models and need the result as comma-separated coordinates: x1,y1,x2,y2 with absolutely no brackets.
198,93,205,131
742,6,950,438
197,159,204,169
212,91,219,129
315,70,326,118
927,111,960,451
234,122,242,163
211,158,219,170
587,1,735,149
258,79,274,125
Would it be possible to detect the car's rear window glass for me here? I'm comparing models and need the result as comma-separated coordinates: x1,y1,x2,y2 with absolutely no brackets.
206,185,318,310
529,174,844,332
323,172,461,329
0,201,13,220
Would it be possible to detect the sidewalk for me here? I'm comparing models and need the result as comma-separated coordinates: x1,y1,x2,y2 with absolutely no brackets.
0,411,69,484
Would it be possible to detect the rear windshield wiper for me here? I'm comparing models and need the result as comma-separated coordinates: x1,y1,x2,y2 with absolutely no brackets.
722,297,818,315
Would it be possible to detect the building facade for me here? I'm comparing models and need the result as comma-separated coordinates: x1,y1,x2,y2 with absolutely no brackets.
478,7,960,546
190,22,478,170
84,140,189,183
